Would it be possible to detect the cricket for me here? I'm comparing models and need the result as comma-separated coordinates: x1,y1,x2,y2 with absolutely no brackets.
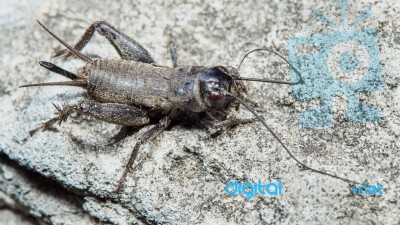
20,20,361,193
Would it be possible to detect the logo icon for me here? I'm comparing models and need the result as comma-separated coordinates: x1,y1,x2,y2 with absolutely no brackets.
287,0,381,127
225,180,283,200
351,184,384,196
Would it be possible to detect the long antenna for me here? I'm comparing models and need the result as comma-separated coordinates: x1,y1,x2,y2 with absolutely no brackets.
226,91,361,185
235,48,303,85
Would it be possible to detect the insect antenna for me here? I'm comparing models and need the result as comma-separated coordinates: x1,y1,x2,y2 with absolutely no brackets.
226,91,361,185
36,20,94,64
233,48,303,85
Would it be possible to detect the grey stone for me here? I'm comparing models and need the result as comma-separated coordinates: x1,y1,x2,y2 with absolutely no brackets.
0,0,399,224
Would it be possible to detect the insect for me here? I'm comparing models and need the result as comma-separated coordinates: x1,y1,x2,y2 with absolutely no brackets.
21,20,360,193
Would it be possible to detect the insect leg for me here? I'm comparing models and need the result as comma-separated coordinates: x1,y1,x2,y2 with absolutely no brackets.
203,118,257,130
169,42,178,68
29,101,150,136
108,126,140,146
29,102,76,136
54,21,155,63
74,100,150,127
116,116,171,193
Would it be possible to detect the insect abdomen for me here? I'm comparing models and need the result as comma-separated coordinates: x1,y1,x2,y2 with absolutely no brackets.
85,60,206,113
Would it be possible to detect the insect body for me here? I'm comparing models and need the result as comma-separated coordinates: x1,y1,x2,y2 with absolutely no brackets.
21,20,360,193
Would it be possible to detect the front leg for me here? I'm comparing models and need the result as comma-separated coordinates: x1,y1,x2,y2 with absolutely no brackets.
201,117,257,138
54,21,155,63
202,117,257,131
116,116,171,193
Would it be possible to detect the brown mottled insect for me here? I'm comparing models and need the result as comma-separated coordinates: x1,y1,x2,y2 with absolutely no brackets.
21,20,359,193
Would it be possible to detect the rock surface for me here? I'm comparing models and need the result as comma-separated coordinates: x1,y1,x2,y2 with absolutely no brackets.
0,0,399,224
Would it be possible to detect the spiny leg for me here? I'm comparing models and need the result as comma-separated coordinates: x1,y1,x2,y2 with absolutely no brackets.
116,117,171,193
75,100,150,126
54,21,155,63
30,100,150,135
169,42,178,68
29,103,75,136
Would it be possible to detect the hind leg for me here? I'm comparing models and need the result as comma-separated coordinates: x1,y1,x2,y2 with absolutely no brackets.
54,21,155,63
30,100,150,135
169,42,178,68
108,126,140,145
116,116,171,193
29,102,75,136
